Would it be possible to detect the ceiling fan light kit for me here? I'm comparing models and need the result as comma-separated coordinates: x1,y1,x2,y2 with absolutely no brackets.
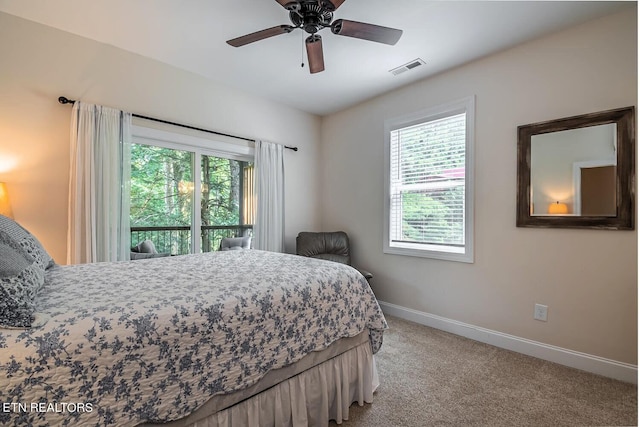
305,34,325,73
227,0,403,74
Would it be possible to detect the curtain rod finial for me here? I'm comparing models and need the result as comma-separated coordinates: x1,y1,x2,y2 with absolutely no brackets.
58,96,75,105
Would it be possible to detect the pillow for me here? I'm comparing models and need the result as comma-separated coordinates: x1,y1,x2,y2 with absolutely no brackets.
219,236,252,251
0,230,44,328
0,234,33,275
134,240,158,254
0,214,55,271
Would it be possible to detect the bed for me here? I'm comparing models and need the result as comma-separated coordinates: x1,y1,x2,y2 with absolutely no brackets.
0,215,387,427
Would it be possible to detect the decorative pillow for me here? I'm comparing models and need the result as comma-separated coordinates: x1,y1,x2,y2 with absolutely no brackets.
0,234,33,275
0,214,55,271
0,230,44,328
219,236,252,251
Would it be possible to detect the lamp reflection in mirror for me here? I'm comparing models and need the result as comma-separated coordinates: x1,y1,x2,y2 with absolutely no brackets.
548,201,568,215
0,182,13,218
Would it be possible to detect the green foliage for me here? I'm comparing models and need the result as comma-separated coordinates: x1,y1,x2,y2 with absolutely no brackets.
130,144,251,253
398,116,465,185
130,144,193,226
394,113,466,246
400,186,464,245
201,155,240,227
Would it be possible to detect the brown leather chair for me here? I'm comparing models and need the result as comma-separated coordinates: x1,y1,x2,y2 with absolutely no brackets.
296,231,373,282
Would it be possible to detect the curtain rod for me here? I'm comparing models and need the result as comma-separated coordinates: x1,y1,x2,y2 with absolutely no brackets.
58,97,298,152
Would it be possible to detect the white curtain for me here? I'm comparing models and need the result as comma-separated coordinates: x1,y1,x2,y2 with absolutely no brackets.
253,140,285,252
67,102,132,264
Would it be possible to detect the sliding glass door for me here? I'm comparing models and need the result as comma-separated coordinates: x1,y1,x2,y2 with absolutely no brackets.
130,144,194,254
200,154,254,252
130,136,254,255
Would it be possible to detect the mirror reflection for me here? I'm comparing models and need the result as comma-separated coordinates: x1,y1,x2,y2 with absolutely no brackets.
531,124,616,216
516,106,634,230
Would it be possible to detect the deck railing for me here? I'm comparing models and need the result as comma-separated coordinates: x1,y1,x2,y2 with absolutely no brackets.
130,225,253,255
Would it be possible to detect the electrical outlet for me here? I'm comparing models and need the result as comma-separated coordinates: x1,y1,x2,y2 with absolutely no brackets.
534,304,548,322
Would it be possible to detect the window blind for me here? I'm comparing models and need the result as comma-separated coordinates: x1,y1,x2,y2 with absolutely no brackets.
389,112,466,247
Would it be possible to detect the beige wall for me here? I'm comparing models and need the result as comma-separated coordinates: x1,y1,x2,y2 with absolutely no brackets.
320,10,637,364
0,8,636,365
0,12,322,261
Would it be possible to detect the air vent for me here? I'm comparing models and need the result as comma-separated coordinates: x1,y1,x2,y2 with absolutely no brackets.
390,58,425,76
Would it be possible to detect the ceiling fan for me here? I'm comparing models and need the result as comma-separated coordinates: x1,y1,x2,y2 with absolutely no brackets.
226,0,403,74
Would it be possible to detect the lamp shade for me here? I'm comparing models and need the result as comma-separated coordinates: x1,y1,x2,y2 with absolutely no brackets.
548,201,568,215
0,182,13,218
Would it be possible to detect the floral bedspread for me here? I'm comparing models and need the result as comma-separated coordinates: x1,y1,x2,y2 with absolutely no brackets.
0,250,386,426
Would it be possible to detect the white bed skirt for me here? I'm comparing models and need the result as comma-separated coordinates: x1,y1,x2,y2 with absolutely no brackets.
190,341,377,427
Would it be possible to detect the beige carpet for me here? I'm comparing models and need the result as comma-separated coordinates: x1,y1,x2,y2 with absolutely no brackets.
334,316,637,427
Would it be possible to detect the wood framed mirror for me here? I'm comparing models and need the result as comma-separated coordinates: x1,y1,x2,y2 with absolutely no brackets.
517,106,635,230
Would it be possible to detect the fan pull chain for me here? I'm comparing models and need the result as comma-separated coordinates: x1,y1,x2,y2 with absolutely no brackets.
301,31,305,68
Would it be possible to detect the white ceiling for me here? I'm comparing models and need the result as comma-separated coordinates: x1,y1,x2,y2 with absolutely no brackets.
0,1,632,116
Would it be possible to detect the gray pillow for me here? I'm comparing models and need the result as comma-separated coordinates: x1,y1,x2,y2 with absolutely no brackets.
0,238,32,276
0,214,55,271
135,240,158,254
219,236,252,251
0,230,43,328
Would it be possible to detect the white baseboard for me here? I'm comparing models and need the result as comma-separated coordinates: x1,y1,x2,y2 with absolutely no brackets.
378,300,637,384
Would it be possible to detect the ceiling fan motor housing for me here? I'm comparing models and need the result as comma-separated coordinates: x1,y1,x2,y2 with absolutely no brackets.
290,2,333,34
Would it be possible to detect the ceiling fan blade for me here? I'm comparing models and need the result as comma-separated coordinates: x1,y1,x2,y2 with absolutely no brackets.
331,19,403,45
320,0,346,11
306,35,325,74
275,0,300,11
227,25,294,47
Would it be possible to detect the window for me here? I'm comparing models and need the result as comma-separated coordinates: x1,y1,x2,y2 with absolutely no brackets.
130,125,254,255
384,96,474,262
